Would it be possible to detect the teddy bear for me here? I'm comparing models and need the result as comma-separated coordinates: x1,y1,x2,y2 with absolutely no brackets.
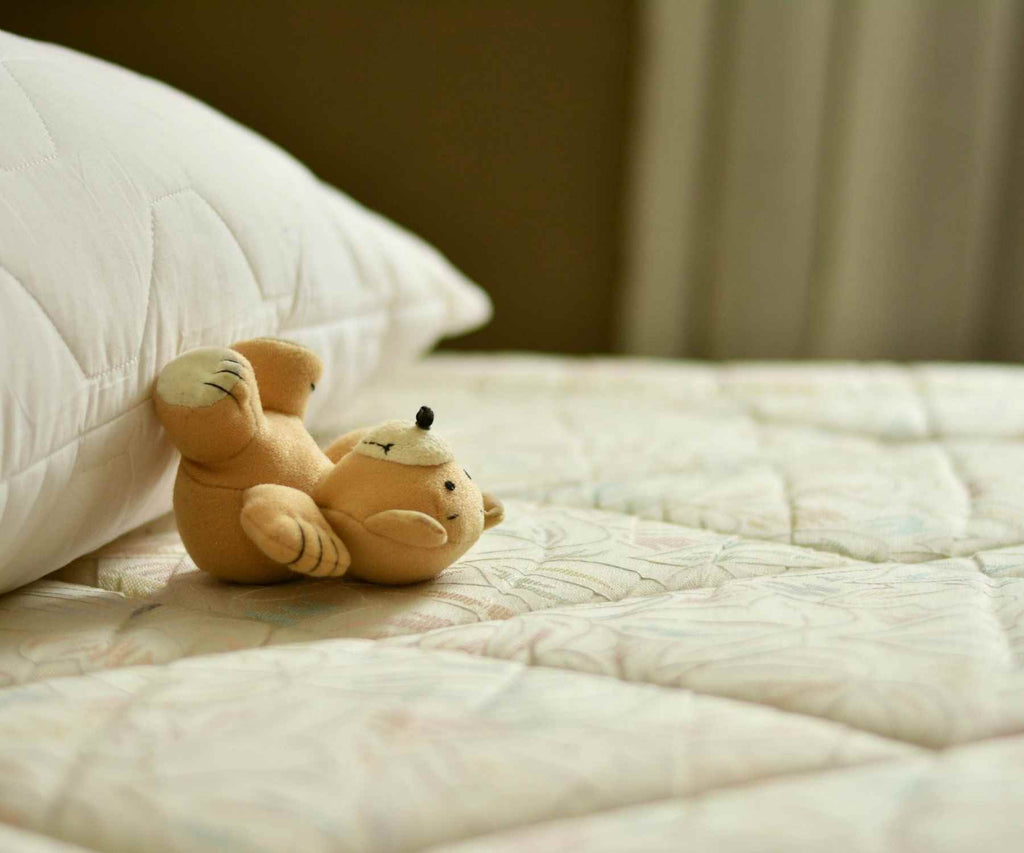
153,337,503,584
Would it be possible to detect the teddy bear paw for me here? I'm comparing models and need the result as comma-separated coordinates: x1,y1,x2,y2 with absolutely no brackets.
155,347,249,409
283,517,349,578
241,485,350,578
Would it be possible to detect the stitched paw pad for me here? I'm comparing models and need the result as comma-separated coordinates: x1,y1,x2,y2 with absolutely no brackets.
240,489,350,579
286,518,348,578
155,347,247,408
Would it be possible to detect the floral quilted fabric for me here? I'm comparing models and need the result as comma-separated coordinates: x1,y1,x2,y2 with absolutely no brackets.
1,355,1023,851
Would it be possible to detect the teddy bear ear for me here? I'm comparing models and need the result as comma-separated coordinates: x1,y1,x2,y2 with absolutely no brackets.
482,494,505,530
364,510,448,548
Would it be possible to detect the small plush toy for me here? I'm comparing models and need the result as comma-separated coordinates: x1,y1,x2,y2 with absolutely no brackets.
153,337,503,584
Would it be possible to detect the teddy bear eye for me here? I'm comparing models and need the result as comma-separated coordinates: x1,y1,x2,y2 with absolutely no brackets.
445,480,456,491
310,382,316,392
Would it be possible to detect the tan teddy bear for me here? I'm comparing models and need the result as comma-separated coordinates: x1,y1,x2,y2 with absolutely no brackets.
153,338,503,584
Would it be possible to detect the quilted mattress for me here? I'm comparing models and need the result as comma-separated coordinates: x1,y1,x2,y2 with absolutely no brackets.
3,353,1024,851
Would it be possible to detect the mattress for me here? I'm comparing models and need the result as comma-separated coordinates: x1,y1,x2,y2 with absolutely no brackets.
2,353,1024,851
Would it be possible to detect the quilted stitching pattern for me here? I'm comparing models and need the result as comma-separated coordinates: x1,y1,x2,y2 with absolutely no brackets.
2,355,1023,850
0,31,490,594
0,60,56,171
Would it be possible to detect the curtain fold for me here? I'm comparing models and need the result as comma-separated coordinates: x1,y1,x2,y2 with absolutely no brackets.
618,0,1024,361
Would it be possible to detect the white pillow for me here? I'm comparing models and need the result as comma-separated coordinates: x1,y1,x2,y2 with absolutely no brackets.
0,31,491,594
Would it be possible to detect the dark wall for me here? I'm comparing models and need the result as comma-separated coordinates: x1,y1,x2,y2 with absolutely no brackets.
6,1,637,353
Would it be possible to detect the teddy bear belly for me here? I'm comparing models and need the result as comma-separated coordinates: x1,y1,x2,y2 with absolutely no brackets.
173,469,296,584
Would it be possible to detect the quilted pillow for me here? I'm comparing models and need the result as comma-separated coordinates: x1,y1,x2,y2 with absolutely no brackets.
0,31,491,594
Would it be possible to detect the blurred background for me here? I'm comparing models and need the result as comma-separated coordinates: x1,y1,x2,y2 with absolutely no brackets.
8,0,1023,361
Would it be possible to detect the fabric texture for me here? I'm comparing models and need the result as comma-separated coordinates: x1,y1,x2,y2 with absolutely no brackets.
2,353,1024,851
619,0,1024,361
0,31,490,594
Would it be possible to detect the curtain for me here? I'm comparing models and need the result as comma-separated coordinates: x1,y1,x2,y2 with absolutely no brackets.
617,0,1024,361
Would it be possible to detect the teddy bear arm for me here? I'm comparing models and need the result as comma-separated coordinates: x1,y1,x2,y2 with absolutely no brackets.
363,510,449,548
241,484,350,578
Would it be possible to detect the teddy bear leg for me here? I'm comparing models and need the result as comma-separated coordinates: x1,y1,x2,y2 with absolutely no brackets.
240,484,351,578
153,347,263,463
231,338,323,418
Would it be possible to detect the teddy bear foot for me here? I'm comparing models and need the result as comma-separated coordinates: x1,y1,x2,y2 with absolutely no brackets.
155,346,251,409
240,484,350,578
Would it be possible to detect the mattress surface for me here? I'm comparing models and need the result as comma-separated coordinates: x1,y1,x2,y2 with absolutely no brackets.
3,354,1024,851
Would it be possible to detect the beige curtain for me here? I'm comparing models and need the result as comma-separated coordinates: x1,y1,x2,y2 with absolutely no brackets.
618,0,1024,361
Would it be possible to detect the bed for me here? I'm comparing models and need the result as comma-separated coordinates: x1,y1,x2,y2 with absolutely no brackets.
2,353,1023,851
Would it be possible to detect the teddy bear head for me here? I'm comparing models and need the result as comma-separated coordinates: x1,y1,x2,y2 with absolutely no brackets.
313,407,504,584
